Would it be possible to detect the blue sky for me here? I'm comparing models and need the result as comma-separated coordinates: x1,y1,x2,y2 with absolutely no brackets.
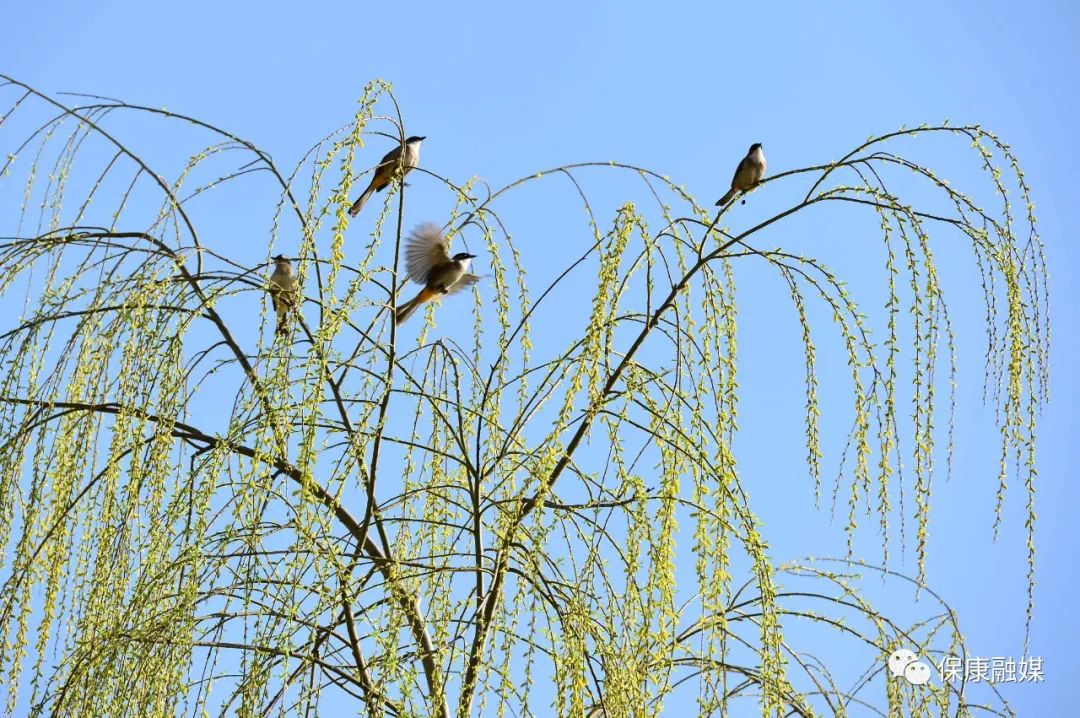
2,0,1078,714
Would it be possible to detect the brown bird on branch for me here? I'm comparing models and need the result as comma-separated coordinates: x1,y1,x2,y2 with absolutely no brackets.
395,224,479,325
268,254,299,335
715,143,767,207
348,135,425,217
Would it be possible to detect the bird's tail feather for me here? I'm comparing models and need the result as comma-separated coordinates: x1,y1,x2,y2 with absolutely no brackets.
715,188,737,207
348,183,376,217
395,287,439,325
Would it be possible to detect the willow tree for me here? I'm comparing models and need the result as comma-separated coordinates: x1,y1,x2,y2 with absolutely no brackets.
0,76,1048,717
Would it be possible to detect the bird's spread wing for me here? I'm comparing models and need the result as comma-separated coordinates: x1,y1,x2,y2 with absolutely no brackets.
445,273,481,295
404,223,452,284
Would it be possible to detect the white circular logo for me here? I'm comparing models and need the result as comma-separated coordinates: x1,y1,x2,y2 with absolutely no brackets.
888,648,918,678
904,661,932,685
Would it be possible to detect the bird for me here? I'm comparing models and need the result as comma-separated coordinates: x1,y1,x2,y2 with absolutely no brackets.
715,143,767,207
348,135,426,217
395,223,480,325
268,254,299,335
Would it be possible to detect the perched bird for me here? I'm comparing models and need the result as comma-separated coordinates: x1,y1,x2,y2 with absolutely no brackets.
715,143,767,207
268,254,299,335
395,223,479,325
348,135,426,217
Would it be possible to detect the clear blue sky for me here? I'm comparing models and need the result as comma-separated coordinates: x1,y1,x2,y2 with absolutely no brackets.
2,0,1077,714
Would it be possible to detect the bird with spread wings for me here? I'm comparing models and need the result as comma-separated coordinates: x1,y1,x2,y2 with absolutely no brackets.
395,223,480,325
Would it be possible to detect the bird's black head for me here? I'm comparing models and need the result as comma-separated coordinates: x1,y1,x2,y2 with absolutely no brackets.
452,252,476,261
273,254,289,262
406,135,426,143
750,142,763,152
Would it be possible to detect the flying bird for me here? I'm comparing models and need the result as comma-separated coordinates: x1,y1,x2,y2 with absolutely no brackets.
395,223,479,325
348,135,425,217
715,143,767,207
268,254,299,335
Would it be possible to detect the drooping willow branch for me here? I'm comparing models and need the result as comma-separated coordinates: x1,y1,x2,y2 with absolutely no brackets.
0,77,1045,718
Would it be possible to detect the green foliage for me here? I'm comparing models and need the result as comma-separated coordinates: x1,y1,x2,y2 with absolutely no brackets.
0,77,1047,717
